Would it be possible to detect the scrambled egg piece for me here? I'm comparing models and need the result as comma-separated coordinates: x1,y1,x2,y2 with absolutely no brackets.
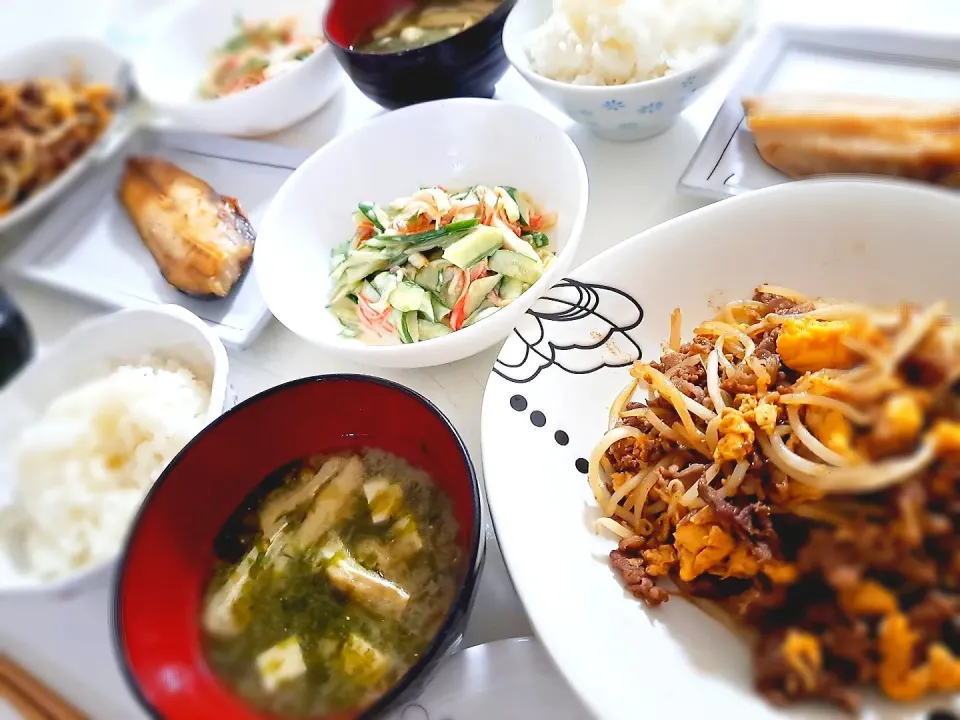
781,630,822,692
675,509,735,582
876,393,924,444
714,408,755,463
806,408,860,462
674,508,767,581
838,579,899,616
641,544,677,577
932,420,960,454
736,394,779,435
879,612,960,701
763,561,798,584
719,545,760,578
777,318,873,373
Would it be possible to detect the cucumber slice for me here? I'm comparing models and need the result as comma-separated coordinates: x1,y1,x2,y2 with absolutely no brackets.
330,296,359,326
414,264,443,293
488,250,544,285
358,201,384,231
502,187,531,226
371,271,397,294
523,231,550,249
430,294,451,322
418,319,453,340
358,281,380,303
463,273,502,319
399,311,420,343
442,226,504,270
496,187,521,223
498,277,524,304
440,266,465,309
419,292,436,322
463,305,501,328
331,239,350,263
342,251,390,284
389,281,427,312
499,229,542,263
329,276,360,304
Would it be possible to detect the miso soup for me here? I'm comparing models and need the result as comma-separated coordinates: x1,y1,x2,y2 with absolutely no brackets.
355,0,501,54
201,449,462,716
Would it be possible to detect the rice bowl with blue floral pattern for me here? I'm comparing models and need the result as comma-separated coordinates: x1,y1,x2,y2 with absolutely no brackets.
502,0,757,141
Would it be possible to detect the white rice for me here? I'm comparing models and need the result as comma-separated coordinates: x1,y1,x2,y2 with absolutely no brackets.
525,0,745,87
11,357,210,581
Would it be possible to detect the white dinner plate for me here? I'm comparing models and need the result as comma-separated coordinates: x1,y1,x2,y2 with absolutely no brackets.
679,24,960,200
385,638,590,720
0,38,132,235
481,179,960,720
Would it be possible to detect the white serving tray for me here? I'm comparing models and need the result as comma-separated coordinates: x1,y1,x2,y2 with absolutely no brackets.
2,129,311,348
679,24,960,200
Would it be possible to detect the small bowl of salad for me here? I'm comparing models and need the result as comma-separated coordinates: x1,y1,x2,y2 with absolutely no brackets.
255,98,589,368
132,0,343,137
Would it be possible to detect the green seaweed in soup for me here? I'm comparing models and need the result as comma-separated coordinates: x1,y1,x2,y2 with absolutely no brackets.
200,449,462,716
354,0,501,54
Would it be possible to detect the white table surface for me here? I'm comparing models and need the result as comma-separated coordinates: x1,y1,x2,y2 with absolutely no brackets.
0,1,954,717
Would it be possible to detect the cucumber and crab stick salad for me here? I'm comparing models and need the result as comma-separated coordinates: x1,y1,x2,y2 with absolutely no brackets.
328,185,558,345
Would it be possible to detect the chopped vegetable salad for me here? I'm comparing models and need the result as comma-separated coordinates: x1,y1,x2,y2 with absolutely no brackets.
200,16,325,100
329,186,558,344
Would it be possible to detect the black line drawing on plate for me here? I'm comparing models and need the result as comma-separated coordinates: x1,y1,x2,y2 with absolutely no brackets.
506,398,585,473
492,278,643,384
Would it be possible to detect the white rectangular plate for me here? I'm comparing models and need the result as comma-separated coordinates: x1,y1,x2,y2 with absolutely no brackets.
2,129,311,348
679,24,960,200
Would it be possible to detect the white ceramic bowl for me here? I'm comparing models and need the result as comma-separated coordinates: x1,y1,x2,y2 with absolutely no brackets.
0,305,232,597
482,178,960,720
132,0,343,137
255,98,589,368
503,0,757,142
0,38,131,235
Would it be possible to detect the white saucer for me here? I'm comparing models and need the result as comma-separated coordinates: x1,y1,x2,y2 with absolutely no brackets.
386,638,591,720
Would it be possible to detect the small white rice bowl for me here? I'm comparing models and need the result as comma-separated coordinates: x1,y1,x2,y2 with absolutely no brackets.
4,357,210,583
525,0,745,86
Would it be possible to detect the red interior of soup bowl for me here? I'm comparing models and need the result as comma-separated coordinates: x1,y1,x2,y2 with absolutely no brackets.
325,0,413,47
114,375,482,720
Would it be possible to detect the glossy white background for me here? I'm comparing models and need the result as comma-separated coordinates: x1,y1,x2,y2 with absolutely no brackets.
0,0,953,717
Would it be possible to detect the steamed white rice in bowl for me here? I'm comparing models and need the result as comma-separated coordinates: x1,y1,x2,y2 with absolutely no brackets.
12,358,209,581
525,0,745,86
0,305,229,595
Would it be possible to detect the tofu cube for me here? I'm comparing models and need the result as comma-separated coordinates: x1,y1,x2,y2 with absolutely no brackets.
255,636,307,693
391,516,423,560
363,477,404,524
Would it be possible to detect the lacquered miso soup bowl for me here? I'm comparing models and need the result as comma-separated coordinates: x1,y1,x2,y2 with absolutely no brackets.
114,374,484,720
324,0,517,109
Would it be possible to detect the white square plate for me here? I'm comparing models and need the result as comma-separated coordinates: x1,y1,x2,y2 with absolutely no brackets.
2,129,310,348
679,24,960,200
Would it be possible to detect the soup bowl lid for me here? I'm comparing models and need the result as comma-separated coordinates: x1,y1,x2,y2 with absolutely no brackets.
113,374,483,720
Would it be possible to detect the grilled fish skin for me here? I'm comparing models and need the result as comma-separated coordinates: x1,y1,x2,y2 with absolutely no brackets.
119,156,256,298
743,94,960,187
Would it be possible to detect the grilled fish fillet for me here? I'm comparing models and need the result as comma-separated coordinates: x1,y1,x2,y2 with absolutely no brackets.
743,94,960,186
119,157,256,298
